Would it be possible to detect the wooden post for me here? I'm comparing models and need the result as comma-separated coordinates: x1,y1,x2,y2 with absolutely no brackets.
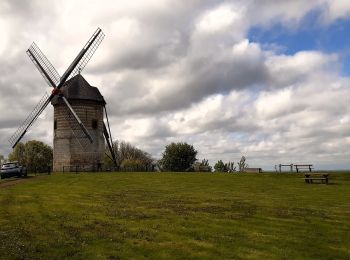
279,164,281,173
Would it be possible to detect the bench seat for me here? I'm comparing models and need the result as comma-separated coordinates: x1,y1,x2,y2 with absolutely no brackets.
304,174,329,184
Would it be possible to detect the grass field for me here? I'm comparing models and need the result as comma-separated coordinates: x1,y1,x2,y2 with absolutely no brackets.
0,172,349,259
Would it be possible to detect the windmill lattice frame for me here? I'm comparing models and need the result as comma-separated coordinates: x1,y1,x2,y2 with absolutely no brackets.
9,28,118,167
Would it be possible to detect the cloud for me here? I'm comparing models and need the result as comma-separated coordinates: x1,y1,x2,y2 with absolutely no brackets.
196,3,246,34
247,0,324,27
322,0,350,22
265,51,339,87
1,0,350,170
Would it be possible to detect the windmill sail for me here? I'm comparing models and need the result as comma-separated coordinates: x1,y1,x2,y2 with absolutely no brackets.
58,28,104,88
103,106,118,167
27,28,105,90
9,92,50,148
27,42,60,87
61,96,93,143
60,101,94,150
10,28,105,148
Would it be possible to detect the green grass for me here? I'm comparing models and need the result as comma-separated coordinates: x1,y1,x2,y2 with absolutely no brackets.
0,172,349,259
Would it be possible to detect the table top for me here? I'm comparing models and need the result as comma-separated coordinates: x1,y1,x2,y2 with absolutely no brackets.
305,173,329,177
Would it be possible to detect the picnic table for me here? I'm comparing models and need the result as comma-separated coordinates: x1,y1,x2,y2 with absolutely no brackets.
304,173,329,184
295,164,313,173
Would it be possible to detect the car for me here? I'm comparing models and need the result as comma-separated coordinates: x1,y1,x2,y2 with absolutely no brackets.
0,161,27,179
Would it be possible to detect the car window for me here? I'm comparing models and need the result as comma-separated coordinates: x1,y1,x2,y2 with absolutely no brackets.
2,163,16,168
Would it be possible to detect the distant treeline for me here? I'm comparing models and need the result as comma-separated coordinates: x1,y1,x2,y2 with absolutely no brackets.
4,140,248,173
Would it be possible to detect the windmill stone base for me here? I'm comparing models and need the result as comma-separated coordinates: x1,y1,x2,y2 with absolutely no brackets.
52,75,106,172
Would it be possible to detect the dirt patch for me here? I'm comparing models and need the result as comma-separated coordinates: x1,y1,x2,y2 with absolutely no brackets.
0,176,41,189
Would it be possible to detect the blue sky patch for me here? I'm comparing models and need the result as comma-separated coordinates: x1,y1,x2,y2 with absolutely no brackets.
248,10,350,75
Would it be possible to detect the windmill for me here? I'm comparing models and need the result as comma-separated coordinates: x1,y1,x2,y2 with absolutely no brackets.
9,28,118,171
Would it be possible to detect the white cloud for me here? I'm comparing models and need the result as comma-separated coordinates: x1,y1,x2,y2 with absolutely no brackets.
255,88,293,119
196,4,245,33
1,0,350,170
323,0,350,22
266,51,339,86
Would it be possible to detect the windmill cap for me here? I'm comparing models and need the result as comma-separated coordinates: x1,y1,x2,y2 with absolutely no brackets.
51,74,106,105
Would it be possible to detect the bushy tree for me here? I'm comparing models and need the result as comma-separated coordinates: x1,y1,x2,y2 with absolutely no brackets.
0,154,5,166
193,159,212,172
104,140,153,171
121,159,146,172
226,161,236,173
160,142,197,172
8,142,25,165
8,140,53,173
214,160,236,173
238,156,248,172
214,160,226,172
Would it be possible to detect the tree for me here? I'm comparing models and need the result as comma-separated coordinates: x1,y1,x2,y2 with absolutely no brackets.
226,161,236,173
121,159,146,172
214,160,236,173
104,140,153,171
8,140,53,173
24,140,53,172
160,142,197,172
214,160,226,172
8,142,25,165
238,156,248,172
193,159,212,172
0,154,5,166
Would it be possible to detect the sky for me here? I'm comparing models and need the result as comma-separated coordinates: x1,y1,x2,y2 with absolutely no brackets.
1,0,350,170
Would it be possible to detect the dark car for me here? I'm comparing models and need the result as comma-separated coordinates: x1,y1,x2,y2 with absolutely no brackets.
0,162,27,179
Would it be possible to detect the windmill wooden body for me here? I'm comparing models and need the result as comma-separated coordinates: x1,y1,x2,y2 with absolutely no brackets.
9,28,117,172
51,74,106,171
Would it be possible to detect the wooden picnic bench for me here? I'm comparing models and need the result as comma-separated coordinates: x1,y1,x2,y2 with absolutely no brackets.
304,173,329,184
295,164,313,173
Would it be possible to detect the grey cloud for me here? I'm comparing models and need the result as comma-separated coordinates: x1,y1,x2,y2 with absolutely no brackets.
86,2,337,118
104,42,269,116
1,0,350,171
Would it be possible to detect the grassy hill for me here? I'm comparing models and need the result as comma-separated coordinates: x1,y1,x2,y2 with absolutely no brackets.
0,172,349,259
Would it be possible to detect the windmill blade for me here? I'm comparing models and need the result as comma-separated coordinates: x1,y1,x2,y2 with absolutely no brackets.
60,98,93,149
58,28,105,89
103,106,118,167
61,96,93,143
9,92,50,148
26,42,60,87
66,28,105,82
24,29,103,144
26,28,104,91
10,28,104,149
103,122,118,167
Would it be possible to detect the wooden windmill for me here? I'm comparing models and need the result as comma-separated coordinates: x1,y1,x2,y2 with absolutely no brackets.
9,28,117,172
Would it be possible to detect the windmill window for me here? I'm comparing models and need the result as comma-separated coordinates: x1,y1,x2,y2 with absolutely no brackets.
92,119,98,129
54,120,57,130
